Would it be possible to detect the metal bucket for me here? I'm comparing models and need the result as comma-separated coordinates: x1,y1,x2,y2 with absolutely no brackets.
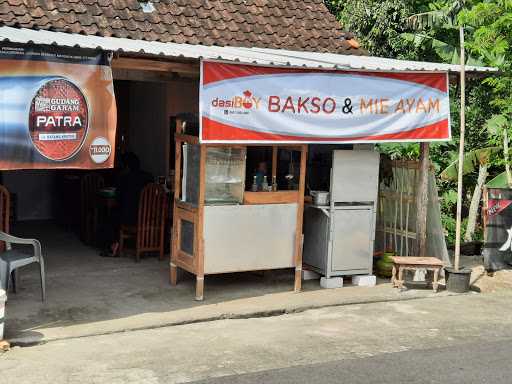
445,267,472,293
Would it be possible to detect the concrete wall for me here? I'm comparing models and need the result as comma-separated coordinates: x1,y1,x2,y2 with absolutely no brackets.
2,170,56,221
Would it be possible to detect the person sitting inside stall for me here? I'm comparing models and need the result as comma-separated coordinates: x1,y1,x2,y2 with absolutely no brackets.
102,152,152,257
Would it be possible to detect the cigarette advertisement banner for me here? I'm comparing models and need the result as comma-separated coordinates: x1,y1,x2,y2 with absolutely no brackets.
487,199,512,218
0,44,117,169
200,61,451,143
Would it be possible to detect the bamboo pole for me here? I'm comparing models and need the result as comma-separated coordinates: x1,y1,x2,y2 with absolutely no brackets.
399,167,405,256
454,26,466,272
416,142,430,256
393,168,399,254
380,192,387,252
412,165,418,251
405,167,411,256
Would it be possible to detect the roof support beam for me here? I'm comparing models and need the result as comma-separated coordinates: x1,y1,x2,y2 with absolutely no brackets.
112,68,198,82
112,57,199,76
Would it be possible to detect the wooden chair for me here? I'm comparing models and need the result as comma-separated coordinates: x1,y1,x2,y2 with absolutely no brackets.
80,173,104,245
119,183,168,262
0,185,10,253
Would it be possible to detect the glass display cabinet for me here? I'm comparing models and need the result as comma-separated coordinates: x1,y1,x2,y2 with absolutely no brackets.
183,145,246,205
171,119,308,301
204,147,246,205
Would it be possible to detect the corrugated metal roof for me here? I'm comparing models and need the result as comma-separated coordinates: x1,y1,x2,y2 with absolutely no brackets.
0,26,497,74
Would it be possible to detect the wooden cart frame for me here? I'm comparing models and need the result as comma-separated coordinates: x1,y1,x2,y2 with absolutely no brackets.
170,119,307,300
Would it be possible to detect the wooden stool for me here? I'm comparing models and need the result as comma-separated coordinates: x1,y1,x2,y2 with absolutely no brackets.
391,256,444,293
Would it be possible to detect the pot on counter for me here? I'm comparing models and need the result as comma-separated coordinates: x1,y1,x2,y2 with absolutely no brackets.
310,191,330,206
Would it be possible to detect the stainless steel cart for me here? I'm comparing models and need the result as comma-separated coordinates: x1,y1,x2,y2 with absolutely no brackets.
303,150,380,277
171,121,308,300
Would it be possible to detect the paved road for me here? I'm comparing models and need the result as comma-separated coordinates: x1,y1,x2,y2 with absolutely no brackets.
1,291,512,383
193,338,512,384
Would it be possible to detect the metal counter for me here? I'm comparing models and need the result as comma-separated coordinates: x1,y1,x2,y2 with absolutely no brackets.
303,150,379,278
303,204,375,277
203,203,298,274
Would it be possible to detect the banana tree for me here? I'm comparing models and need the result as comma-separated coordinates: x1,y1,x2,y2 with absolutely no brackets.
407,0,463,29
401,32,485,65
441,146,501,241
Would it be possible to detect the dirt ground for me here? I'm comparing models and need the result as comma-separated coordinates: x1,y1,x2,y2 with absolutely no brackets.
463,256,512,293
471,267,512,292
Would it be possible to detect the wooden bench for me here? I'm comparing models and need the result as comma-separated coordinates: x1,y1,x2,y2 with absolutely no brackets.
391,256,444,293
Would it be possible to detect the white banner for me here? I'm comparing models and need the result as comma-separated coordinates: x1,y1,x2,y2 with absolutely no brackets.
200,61,451,143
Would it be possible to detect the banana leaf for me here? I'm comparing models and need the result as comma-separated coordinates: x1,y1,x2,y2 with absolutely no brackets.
486,171,509,188
440,147,501,181
401,32,486,66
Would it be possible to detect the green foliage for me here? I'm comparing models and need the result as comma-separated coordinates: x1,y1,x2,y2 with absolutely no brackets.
440,189,483,245
443,189,459,206
459,1,512,148
459,1,512,69
406,1,463,30
486,114,508,136
486,171,509,187
442,214,471,245
401,31,484,64
325,0,508,245
377,143,420,160
440,189,461,245
440,147,500,180
325,0,419,59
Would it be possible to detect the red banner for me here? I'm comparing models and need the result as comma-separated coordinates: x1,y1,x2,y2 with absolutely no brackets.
487,199,512,217
200,61,451,144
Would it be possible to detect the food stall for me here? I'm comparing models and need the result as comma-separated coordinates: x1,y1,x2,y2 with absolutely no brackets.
170,119,307,300
170,60,452,300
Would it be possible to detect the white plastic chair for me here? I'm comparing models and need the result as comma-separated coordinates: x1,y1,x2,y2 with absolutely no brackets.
0,231,45,302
